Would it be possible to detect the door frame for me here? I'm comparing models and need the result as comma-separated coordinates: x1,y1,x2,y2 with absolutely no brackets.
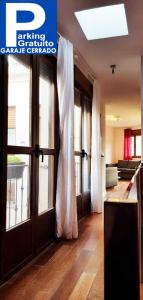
0,56,93,283
74,67,93,219
0,54,59,283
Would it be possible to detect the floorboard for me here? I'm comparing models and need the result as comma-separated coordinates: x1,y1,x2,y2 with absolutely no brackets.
0,202,142,299
0,214,104,300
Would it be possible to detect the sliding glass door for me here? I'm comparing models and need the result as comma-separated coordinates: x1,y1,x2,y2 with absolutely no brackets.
35,56,57,252
74,88,92,219
7,56,31,231
82,95,91,195
0,55,58,282
0,55,92,282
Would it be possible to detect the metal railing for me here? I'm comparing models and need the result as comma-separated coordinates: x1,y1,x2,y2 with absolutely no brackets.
6,163,29,230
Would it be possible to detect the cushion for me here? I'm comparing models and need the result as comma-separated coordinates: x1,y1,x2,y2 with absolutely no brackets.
118,160,128,168
106,167,118,188
127,160,140,169
106,167,117,173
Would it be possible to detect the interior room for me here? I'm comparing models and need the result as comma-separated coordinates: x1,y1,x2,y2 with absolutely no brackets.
105,97,141,199
0,0,143,299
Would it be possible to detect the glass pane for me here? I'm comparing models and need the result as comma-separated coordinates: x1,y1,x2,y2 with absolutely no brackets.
83,158,91,192
131,136,134,157
136,136,141,156
74,89,81,151
38,156,54,214
75,156,81,196
6,155,30,230
82,96,91,154
8,56,31,147
8,128,16,145
39,59,55,149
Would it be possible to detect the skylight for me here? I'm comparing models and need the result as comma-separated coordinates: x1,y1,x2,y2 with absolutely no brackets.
75,4,128,40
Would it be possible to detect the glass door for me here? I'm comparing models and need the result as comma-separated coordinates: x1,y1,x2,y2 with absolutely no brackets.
35,56,57,252
74,89,82,199
0,55,33,279
7,56,31,230
82,95,91,193
82,95,92,213
74,88,92,219
0,54,58,281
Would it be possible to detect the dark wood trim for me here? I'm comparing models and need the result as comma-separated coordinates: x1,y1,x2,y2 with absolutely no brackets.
0,53,93,284
7,146,34,154
104,200,140,300
134,136,136,159
1,55,8,231
131,129,141,158
39,54,57,68
0,56,8,281
35,209,55,254
31,55,39,255
74,79,92,218
132,129,141,136
39,149,57,155
74,66,93,98
0,54,58,283
34,55,57,254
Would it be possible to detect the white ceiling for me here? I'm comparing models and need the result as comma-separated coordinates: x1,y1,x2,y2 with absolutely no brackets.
58,0,142,127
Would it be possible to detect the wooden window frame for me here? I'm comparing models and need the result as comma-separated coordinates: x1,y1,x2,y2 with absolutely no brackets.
74,67,93,219
0,54,60,283
131,129,141,159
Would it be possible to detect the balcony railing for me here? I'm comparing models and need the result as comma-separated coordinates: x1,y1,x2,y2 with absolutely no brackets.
7,163,29,230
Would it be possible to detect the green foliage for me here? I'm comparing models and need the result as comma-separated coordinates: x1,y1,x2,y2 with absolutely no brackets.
8,155,22,164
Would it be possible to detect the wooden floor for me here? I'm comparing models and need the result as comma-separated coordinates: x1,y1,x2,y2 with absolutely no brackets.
0,214,104,300
1,185,143,299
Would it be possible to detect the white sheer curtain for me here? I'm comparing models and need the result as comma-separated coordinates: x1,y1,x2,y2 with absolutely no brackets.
56,37,78,239
91,81,103,213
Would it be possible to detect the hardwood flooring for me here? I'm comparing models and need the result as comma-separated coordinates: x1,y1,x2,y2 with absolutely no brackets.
0,214,104,300
0,208,143,299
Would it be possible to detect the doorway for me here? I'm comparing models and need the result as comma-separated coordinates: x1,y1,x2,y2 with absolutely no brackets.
0,55,93,283
74,87,92,219
0,55,58,282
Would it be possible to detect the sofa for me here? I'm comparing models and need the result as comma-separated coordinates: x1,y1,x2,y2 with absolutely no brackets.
107,160,141,180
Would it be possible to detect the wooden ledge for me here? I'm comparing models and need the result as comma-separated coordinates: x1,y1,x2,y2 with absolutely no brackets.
105,198,138,204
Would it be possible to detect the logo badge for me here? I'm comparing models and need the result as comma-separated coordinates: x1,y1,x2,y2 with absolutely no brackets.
0,0,57,54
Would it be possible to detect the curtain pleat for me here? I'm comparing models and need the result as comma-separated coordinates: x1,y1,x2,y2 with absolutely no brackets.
91,82,103,213
56,37,78,239
124,128,132,160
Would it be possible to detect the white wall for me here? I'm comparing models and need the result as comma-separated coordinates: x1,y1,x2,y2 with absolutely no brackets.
105,127,124,163
105,127,116,163
101,103,106,199
114,128,124,162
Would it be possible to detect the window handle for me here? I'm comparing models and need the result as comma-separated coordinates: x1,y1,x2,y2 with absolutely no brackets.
33,144,44,162
82,149,88,159
39,150,44,163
